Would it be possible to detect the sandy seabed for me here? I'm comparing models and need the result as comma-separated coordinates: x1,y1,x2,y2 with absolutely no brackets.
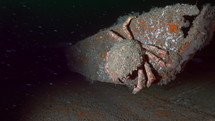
14,69,215,121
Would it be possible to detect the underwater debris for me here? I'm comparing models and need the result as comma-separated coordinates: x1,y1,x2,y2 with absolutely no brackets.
66,4,215,94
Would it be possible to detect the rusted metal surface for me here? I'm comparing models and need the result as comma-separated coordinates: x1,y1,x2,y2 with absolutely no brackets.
66,4,215,88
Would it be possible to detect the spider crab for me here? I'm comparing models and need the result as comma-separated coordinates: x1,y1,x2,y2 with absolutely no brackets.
66,4,215,95
105,16,170,94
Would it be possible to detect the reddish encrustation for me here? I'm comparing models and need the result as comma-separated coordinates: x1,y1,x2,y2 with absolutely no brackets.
66,4,215,94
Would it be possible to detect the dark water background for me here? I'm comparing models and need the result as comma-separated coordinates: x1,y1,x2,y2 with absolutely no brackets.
0,0,214,120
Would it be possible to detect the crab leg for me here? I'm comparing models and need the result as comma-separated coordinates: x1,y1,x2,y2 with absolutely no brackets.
132,69,144,94
123,16,136,40
145,51,166,67
108,31,123,41
144,62,156,88
142,45,167,55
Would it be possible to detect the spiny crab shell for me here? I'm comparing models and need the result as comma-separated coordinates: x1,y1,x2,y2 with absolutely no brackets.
105,39,144,82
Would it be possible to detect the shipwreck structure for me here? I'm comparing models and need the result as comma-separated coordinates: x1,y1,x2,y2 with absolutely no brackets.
66,4,215,93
